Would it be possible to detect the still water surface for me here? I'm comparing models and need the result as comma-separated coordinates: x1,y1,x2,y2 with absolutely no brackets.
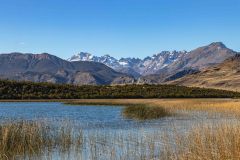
0,102,175,130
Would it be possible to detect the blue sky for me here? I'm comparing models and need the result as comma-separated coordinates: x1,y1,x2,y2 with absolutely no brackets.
0,0,239,59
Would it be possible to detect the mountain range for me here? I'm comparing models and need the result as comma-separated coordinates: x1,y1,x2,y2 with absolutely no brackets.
0,53,134,85
0,42,239,89
138,42,237,83
68,50,188,77
68,42,237,83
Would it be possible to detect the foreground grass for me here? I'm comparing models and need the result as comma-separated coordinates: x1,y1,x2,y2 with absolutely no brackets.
1,120,239,160
78,119,240,160
0,120,83,159
162,121,240,160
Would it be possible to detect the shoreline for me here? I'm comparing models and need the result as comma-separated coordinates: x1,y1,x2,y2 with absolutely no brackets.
0,98,233,102
1,98,239,119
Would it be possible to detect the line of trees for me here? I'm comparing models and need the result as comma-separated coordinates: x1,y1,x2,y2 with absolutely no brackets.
0,80,239,99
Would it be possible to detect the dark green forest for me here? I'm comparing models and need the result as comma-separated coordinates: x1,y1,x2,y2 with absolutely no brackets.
0,80,239,99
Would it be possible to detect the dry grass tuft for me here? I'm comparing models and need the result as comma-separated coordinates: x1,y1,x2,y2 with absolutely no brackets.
162,121,240,160
123,104,172,120
0,120,83,159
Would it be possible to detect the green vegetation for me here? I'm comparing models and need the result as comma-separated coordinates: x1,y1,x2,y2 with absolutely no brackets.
0,80,239,99
123,104,172,120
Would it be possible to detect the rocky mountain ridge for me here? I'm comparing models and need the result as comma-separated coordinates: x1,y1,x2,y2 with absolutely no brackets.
68,50,187,77
0,42,238,86
68,42,237,82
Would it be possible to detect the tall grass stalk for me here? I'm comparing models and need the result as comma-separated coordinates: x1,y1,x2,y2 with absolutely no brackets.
0,120,83,159
1,119,240,159
161,121,240,160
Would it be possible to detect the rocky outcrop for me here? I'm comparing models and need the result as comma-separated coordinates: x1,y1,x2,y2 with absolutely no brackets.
72,72,98,85
111,76,135,85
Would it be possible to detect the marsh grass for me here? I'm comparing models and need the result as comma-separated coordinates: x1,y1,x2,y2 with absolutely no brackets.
123,104,172,120
161,121,240,160
65,99,173,120
1,119,240,159
2,99,240,159
0,120,83,159
66,99,240,118
79,120,240,160
63,99,240,159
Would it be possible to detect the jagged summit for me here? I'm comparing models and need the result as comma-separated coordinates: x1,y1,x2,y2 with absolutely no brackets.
68,42,237,81
68,50,188,76
209,42,226,48
67,52,93,61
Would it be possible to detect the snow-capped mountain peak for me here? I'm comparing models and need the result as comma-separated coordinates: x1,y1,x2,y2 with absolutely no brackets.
68,50,188,76
67,52,94,61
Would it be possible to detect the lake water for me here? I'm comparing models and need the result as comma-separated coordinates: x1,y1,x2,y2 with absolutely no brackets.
0,102,177,130
0,102,229,160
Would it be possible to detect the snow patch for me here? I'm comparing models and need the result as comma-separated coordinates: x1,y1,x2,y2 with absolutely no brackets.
119,61,128,66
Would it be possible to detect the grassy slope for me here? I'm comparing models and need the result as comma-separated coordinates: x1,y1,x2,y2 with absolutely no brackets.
167,55,240,92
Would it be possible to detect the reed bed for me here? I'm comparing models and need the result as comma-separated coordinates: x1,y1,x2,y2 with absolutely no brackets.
65,100,173,119
2,99,240,159
0,120,83,159
161,120,240,160
0,119,240,159
63,99,240,159
0,119,163,159
66,98,240,118
85,120,240,160
123,104,172,120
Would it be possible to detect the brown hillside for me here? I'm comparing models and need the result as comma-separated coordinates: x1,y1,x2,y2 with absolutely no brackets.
168,55,240,91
